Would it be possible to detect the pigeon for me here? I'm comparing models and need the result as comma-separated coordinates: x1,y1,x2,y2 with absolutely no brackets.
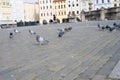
58,31,64,37
106,25,115,32
29,29,36,35
113,22,120,30
36,35,49,45
14,29,20,33
97,24,105,30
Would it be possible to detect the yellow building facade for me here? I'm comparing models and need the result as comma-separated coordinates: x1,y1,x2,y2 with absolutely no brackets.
53,0,67,23
0,0,12,21
24,2,39,22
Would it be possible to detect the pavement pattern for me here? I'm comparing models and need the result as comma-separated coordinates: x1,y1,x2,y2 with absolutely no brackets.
109,60,120,79
0,22,120,80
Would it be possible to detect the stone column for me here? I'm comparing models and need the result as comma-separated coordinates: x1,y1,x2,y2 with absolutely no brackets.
100,7,105,21
81,10,85,22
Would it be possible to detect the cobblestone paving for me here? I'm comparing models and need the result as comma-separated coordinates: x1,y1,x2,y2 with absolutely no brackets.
0,23,120,80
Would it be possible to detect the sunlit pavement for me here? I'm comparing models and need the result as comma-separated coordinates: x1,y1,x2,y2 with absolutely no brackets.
0,22,120,80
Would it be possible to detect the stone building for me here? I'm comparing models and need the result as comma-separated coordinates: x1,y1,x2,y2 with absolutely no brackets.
0,0,12,21
24,2,39,22
10,0,24,22
66,0,81,20
0,0,16,27
53,0,67,23
81,7,120,21
38,0,53,24
94,0,114,10
113,0,120,7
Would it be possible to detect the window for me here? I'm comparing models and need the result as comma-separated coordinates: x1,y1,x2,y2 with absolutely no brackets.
3,2,5,5
114,4,117,7
6,2,9,5
61,5,63,8
43,6,45,9
72,11,75,15
64,11,66,15
50,12,52,16
102,0,104,3
69,11,71,14
47,13,49,16
72,4,74,7
58,5,60,9
76,4,78,6
41,13,43,16
64,5,66,8
59,12,60,15
68,4,70,7
96,0,98,4
61,12,63,15
77,11,79,14
46,0,48,3
50,5,52,9
46,6,48,9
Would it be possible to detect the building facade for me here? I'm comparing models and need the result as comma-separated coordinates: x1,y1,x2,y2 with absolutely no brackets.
10,0,24,22
113,0,120,7
39,0,54,24
81,7,120,21
24,2,39,22
81,0,95,11
94,0,114,10
0,0,12,21
53,0,67,23
34,2,39,22
66,0,81,19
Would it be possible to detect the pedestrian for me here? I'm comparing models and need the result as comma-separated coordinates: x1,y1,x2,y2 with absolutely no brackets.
9,32,13,39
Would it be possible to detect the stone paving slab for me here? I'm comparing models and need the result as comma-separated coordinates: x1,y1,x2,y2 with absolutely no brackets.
0,22,120,80
109,60,120,79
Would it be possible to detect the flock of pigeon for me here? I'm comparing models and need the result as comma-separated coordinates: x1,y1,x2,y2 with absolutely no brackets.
8,22,120,46
97,22,120,31
9,27,72,45
57,27,72,37
9,23,120,45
